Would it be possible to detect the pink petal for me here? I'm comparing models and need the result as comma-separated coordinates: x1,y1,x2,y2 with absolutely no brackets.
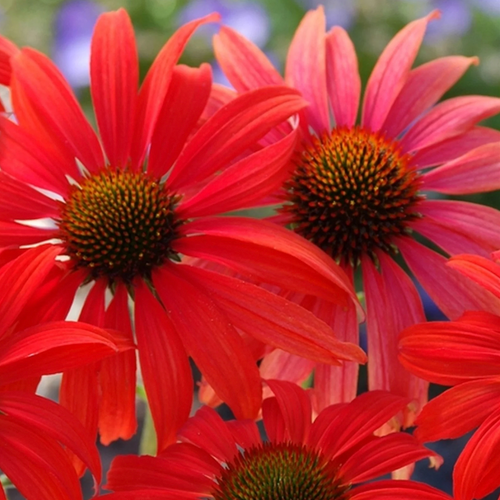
383,56,478,139
154,263,262,420
361,251,427,424
409,126,500,169
401,96,500,154
398,237,500,319
285,7,329,134
134,279,193,452
325,26,360,128
148,64,212,179
177,128,297,217
422,142,500,194
214,26,284,91
453,409,500,500
91,9,138,168
167,86,306,191
362,11,439,131
260,349,315,387
11,49,104,173
130,13,220,170
414,200,500,256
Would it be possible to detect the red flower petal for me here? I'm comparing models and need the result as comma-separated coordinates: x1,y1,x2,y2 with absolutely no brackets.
91,9,138,168
134,279,193,452
351,480,453,500
0,34,18,85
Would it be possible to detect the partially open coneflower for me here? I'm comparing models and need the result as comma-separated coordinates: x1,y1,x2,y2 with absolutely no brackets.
0,245,133,500
399,252,500,500
101,381,452,500
0,8,365,455
213,6,500,420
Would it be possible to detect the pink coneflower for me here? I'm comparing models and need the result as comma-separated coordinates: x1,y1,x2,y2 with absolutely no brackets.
400,252,500,500
99,381,451,500
213,6,500,421
0,8,364,454
0,245,133,500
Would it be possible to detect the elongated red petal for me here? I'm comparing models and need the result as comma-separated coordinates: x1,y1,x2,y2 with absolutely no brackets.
0,391,102,484
148,64,212,178
414,378,500,442
351,480,453,500
153,264,262,420
91,9,138,168
182,265,365,365
167,86,307,190
130,13,219,169
453,409,500,500
11,48,104,173
178,217,359,312
362,11,439,131
399,315,500,385
178,128,298,218
0,35,19,85
134,279,193,452
285,6,329,133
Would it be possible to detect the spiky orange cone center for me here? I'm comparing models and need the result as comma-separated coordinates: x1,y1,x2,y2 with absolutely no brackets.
58,169,182,283
213,442,350,500
283,127,423,266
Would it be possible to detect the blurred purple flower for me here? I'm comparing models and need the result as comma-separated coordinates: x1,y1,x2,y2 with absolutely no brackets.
295,0,355,29
426,0,471,40
178,0,270,48
471,0,500,15
52,0,102,89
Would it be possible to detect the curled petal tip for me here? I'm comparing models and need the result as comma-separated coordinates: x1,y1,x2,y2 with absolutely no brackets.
470,56,480,66
428,9,441,21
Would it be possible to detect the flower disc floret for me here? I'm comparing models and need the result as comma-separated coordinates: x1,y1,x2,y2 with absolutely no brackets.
58,169,182,282
213,442,349,500
283,127,423,265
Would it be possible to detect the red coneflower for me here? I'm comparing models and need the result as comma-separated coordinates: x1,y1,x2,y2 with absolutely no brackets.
99,380,451,500
399,252,500,500
0,245,133,500
212,6,500,420
0,8,364,453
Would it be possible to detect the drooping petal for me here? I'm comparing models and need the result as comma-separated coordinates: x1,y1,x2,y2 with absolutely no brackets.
260,349,315,389
422,142,500,194
339,433,436,483
134,279,193,452
362,11,439,132
98,283,137,445
325,26,360,128
447,253,500,299
351,480,453,500
0,392,102,485
414,378,500,442
90,9,138,168
178,217,359,310
409,126,500,168
153,263,262,421
285,6,329,134
400,96,500,154
179,264,365,365
264,379,312,445
213,26,284,92
166,86,306,191
453,409,500,500
11,49,104,173
398,237,500,319
148,64,212,179
177,128,297,218
414,200,500,256
361,251,427,424
383,56,477,139
130,13,220,170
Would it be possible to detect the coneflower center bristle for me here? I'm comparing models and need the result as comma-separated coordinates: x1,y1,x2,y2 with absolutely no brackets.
212,442,349,500
58,169,182,283
282,127,423,266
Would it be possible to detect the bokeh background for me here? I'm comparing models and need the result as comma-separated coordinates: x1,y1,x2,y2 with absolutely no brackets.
1,0,500,498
